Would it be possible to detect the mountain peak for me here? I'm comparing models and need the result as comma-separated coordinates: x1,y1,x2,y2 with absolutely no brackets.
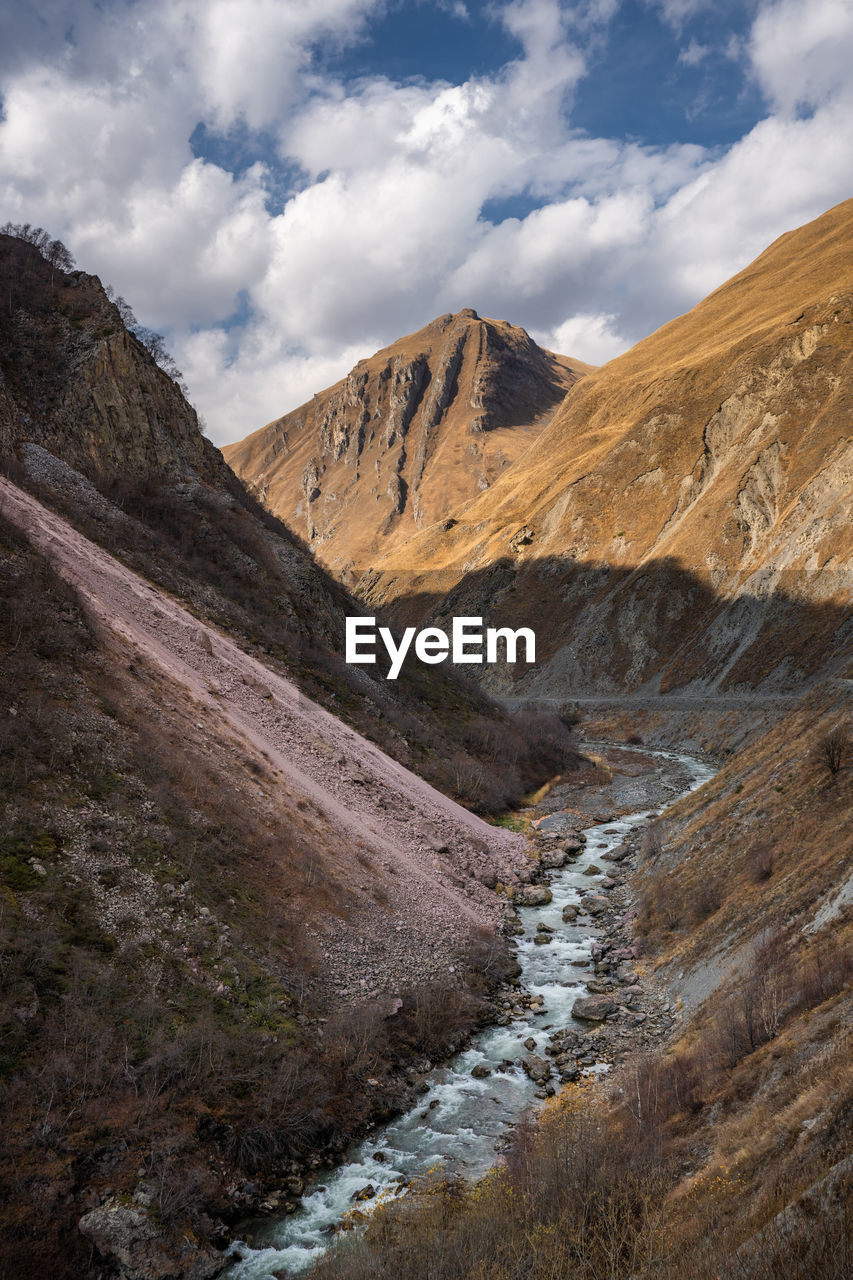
224,312,593,579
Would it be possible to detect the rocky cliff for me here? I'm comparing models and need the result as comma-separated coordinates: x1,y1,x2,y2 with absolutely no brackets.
224,310,591,579
0,232,223,484
362,198,853,698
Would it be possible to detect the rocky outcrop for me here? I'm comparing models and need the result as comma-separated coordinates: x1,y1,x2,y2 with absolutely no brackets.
0,233,224,487
570,994,617,1022
224,310,590,579
79,1201,224,1280
513,884,553,907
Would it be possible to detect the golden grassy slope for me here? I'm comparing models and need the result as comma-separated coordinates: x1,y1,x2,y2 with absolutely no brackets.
361,198,853,695
368,199,853,583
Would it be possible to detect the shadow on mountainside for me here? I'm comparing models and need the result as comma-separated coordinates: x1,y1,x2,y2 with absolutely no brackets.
358,554,853,696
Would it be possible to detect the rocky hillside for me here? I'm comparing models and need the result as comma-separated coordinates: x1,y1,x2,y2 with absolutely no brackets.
224,310,590,579
0,232,582,1278
0,231,577,814
0,490,530,1279
362,199,853,699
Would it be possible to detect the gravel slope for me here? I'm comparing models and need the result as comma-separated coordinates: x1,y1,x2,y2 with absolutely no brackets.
0,475,526,1000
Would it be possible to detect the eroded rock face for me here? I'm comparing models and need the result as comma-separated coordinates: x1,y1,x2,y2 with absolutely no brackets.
224,310,589,579
79,1202,224,1280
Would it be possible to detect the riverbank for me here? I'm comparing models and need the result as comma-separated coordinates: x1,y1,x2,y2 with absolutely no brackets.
224,742,715,1278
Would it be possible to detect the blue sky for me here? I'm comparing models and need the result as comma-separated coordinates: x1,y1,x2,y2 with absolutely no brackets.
1,0,852,443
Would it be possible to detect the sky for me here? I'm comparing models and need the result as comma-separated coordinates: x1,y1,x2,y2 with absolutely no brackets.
1,0,852,445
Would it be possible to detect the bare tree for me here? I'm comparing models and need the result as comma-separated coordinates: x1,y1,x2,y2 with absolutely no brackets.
1,222,75,284
818,725,849,776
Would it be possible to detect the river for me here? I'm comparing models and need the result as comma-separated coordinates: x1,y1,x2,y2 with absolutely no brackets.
224,745,715,1278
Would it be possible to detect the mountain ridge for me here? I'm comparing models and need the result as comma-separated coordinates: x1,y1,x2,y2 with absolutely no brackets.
360,197,853,700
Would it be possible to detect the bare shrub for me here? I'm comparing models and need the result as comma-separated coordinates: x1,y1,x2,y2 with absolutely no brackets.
817,724,849,776
641,821,664,862
692,880,722,923
746,841,775,883
638,872,683,937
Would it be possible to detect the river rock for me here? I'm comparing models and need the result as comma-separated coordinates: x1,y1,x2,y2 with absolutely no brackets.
585,896,609,916
523,1036,537,1051
571,995,617,1022
352,1184,376,1202
533,932,552,945
583,864,603,877
521,1054,551,1084
540,847,568,869
514,885,552,907
79,1203,224,1280
561,904,579,922
471,1064,491,1079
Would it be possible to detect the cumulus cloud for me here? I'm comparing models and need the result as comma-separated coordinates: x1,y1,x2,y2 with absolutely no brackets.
749,0,853,114
533,311,628,364
1,0,853,445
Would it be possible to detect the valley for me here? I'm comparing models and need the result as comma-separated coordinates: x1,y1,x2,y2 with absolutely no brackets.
0,200,851,1280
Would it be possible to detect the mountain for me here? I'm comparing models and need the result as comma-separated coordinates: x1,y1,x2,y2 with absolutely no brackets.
362,198,853,709
223,309,591,579
0,230,574,812
0,231,579,1277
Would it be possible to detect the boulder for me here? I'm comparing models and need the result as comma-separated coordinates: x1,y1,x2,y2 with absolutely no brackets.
471,1063,491,1079
521,1054,551,1084
561,904,579,922
571,995,617,1022
514,885,552,908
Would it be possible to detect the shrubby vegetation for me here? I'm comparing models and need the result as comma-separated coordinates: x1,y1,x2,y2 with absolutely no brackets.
309,936,852,1280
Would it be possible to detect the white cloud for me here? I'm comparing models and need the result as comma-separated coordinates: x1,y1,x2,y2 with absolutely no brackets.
534,311,628,364
678,38,709,65
1,0,853,447
649,0,717,33
749,0,853,114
